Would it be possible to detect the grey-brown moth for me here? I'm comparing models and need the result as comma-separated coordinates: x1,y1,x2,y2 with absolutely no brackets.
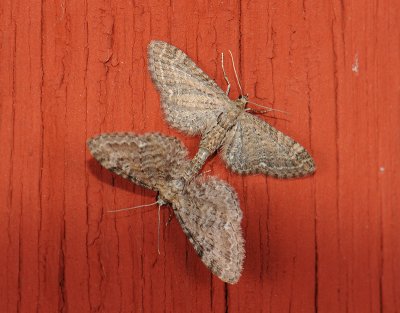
87,133,245,284
148,40,315,181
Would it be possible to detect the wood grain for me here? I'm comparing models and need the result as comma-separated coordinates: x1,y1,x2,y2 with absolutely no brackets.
0,0,399,312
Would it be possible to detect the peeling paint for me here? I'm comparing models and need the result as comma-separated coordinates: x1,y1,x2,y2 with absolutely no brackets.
352,53,359,73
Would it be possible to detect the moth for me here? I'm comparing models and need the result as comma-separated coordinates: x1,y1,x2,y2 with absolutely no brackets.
148,40,315,181
87,133,245,284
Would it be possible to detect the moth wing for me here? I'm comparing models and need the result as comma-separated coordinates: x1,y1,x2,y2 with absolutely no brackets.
172,176,245,284
221,113,315,178
87,133,189,191
148,40,232,135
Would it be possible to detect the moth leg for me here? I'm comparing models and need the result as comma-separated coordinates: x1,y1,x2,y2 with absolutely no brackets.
157,204,161,254
244,108,272,114
244,108,288,122
221,52,231,96
165,206,175,226
198,169,212,177
246,101,289,115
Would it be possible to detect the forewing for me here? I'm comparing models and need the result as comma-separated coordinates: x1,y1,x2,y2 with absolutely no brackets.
87,133,189,190
221,113,315,178
148,40,232,135
171,176,244,284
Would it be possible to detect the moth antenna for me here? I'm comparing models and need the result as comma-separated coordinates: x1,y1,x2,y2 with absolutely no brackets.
109,199,164,254
228,50,243,96
221,52,231,95
107,201,158,213
247,100,289,115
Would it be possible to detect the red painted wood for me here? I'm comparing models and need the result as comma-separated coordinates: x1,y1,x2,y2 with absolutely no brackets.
1,0,399,312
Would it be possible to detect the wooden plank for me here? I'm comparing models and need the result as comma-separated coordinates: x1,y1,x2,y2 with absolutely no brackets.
0,0,399,312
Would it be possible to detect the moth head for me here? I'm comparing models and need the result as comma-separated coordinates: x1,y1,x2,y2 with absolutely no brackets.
156,194,168,206
236,94,249,109
159,177,186,203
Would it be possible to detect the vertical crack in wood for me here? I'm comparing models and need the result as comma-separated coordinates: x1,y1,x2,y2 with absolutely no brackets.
17,186,22,313
224,283,229,313
84,0,90,308
378,169,384,313
314,202,319,313
210,278,214,311
37,0,45,310
238,0,243,82
59,217,66,313
331,3,342,310
6,10,17,312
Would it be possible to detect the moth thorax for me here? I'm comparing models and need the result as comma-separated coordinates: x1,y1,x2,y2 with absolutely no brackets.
158,177,185,203
171,177,185,191
218,107,241,130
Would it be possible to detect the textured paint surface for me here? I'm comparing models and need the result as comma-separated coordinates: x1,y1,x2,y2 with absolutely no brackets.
0,0,399,312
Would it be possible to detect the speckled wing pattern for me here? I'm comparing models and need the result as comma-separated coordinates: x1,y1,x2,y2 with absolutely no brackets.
148,40,315,178
175,176,244,283
87,133,189,191
148,40,231,135
87,133,244,284
221,113,315,178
